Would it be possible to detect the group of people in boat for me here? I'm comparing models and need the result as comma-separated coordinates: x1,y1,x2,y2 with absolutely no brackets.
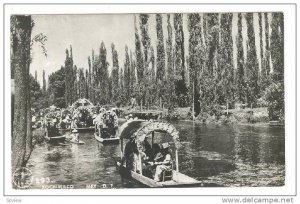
124,140,173,182
46,118,60,137
60,113,72,129
64,107,119,142
93,108,119,139
71,108,94,128
66,129,80,142
42,103,119,139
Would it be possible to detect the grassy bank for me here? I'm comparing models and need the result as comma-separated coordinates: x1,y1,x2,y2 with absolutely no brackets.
121,106,270,125
169,107,269,124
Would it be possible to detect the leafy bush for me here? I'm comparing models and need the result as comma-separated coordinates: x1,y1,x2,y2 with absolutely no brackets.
265,81,284,121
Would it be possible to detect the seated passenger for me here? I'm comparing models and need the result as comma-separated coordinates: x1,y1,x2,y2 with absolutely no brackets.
48,121,59,137
141,141,154,178
153,143,164,162
144,139,153,161
71,118,78,129
140,143,162,179
153,143,172,182
69,129,79,142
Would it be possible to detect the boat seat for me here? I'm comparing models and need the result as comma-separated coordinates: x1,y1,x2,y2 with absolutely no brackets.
162,161,173,182
162,169,173,182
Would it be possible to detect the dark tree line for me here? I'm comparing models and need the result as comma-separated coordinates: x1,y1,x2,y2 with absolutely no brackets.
43,13,284,121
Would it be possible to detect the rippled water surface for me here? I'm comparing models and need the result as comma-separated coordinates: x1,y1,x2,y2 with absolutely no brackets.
28,121,285,188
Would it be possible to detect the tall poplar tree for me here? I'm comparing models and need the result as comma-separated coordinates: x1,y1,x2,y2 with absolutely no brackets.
99,42,109,104
245,13,259,107
199,13,219,111
174,13,188,107
124,45,131,99
156,14,165,81
64,46,74,106
11,15,33,172
270,13,284,81
166,14,175,105
188,13,202,115
266,12,284,121
34,70,37,81
264,13,271,76
111,43,119,102
87,56,92,101
218,13,234,106
236,13,246,103
129,50,136,97
42,69,46,92
134,14,144,105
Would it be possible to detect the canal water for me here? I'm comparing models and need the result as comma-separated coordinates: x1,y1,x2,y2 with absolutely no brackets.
27,121,285,188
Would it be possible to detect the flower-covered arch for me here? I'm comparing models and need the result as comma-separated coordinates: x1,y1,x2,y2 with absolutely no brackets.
134,121,181,152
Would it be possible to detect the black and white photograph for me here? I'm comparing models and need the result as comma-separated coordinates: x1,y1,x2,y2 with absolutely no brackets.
2,1,298,201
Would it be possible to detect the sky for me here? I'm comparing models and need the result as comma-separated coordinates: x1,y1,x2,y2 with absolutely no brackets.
30,13,267,86
31,14,136,84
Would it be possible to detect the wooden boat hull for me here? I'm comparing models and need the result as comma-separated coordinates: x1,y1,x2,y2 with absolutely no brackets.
69,139,85,145
118,164,203,188
269,120,284,126
45,135,66,143
74,127,95,132
94,133,119,144
59,128,71,132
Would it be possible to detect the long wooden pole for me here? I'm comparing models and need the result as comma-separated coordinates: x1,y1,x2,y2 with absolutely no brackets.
139,154,142,174
160,97,162,109
192,80,195,121
120,138,123,159
152,132,154,146
175,149,179,172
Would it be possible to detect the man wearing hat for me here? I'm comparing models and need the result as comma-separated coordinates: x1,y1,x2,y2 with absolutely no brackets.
70,129,79,142
94,108,106,134
127,114,134,122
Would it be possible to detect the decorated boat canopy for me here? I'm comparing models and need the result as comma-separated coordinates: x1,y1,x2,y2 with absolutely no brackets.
72,105,94,119
49,105,59,112
118,120,149,139
44,111,61,119
61,108,71,116
44,111,61,125
118,120,181,151
71,98,94,109
99,110,118,127
71,98,95,117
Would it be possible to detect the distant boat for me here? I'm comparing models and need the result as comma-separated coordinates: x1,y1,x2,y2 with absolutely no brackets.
71,98,95,132
44,131,66,143
117,120,203,187
43,110,65,143
69,139,85,145
73,126,95,132
94,133,119,144
94,110,119,144
45,135,66,143
269,120,284,126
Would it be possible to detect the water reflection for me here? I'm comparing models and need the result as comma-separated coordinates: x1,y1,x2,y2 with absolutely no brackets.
28,122,285,188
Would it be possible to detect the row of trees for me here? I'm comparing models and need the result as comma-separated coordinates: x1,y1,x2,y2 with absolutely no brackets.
44,13,283,120
10,12,284,177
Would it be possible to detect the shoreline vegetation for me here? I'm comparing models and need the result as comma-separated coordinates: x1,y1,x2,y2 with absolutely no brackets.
121,106,281,126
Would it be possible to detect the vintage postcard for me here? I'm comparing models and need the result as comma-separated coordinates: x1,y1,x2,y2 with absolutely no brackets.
1,1,297,201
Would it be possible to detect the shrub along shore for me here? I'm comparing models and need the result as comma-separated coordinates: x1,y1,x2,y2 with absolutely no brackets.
121,106,274,125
